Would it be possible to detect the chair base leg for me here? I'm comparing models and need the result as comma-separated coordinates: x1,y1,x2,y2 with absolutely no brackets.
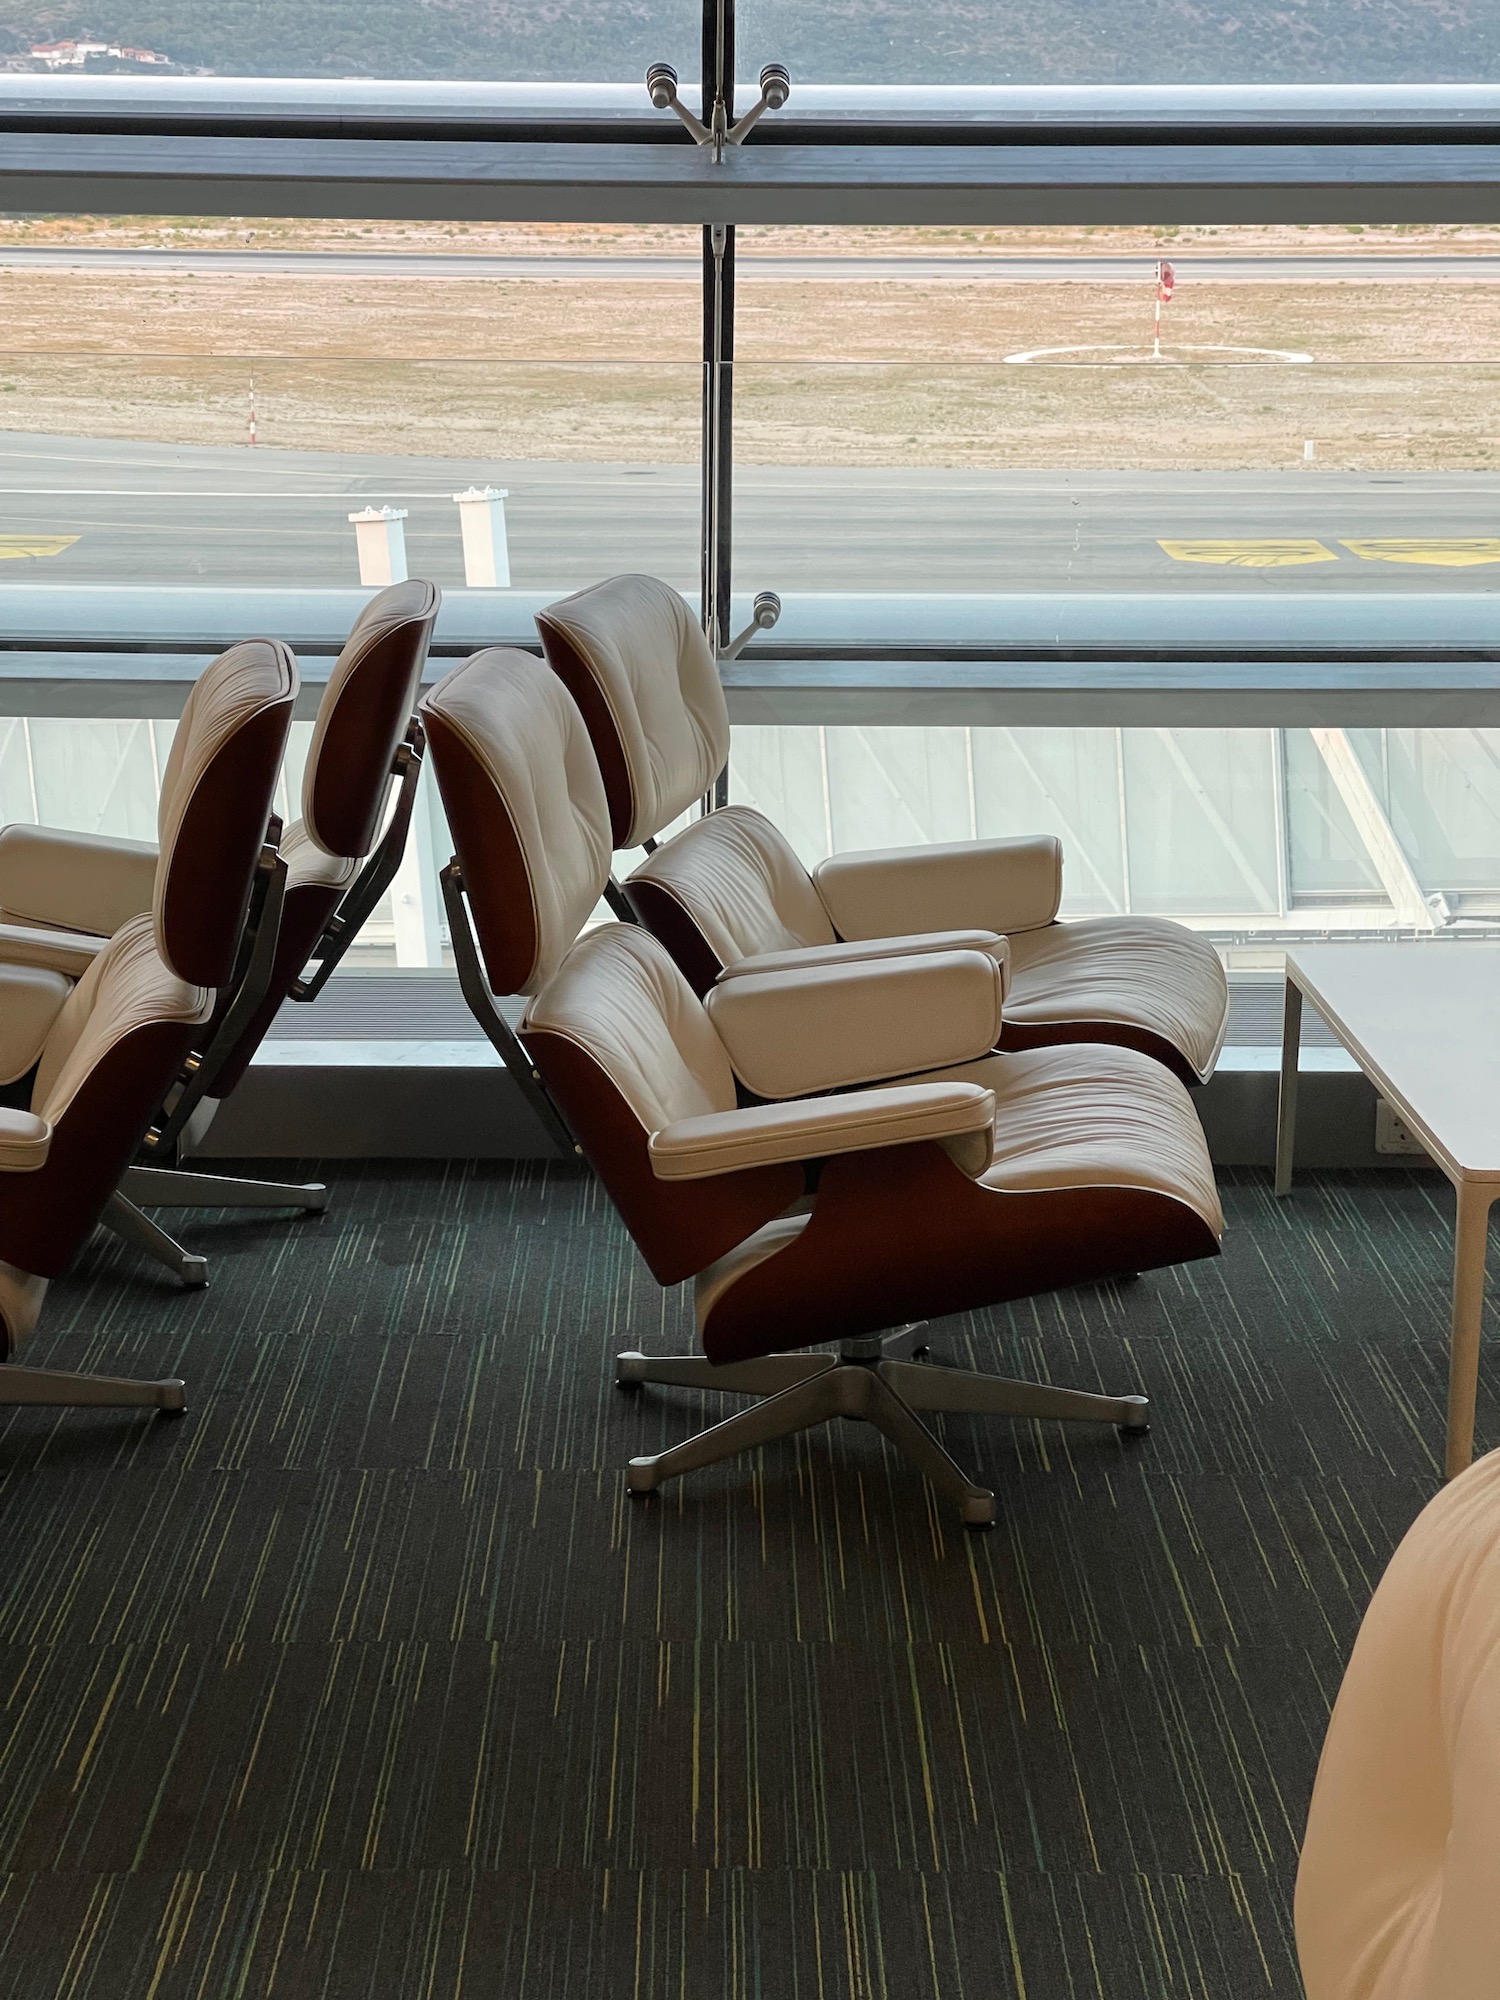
102,1195,208,1288
620,1335,1149,1529
122,1166,328,1213
0,1366,185,1411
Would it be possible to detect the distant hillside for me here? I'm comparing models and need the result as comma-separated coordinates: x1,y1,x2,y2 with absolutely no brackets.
1,0,1496,84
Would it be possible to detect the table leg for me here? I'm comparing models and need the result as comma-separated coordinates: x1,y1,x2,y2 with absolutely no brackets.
1274,977,1303,1198
1445,1182,1496,1481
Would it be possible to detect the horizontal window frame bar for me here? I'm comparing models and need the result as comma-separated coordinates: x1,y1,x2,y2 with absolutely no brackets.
5,134,1500,226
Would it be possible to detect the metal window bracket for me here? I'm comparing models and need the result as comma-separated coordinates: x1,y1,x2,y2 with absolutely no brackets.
646,61,790,160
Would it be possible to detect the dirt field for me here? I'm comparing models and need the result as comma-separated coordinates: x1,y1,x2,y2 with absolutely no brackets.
1,221,1497,469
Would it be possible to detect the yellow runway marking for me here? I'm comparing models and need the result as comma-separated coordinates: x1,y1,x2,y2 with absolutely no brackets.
0,534,79,559
1341,538,1500,567
1158,538,1337,567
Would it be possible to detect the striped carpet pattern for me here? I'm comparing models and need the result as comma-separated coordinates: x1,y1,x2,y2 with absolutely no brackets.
0,1163,1483,1998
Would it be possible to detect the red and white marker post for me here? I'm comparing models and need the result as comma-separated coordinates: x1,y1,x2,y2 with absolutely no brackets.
1153,259,1175,358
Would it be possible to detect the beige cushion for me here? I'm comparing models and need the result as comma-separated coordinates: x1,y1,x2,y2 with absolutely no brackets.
704,949,1004,1100
538,574,730,848
0,921,107,979
422,649,613,994
0,1108,51,1172
0,964,74,1086
523,922,738,1132
915,1044,1223,1235
302,578,437,858
1006,916,1229,1083
282,817,360,896
153,637,298,988
630,805,837,963
32,913,211,1126
651,1080,996,1181
0,824,158,941
814,835,1063,942
718,929,1012,995
1297,1445,1500,2000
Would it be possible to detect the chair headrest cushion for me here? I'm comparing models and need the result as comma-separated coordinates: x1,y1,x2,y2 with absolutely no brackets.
536,575,730,850
421,648,613,996
302,579,439,858
155,638,297,987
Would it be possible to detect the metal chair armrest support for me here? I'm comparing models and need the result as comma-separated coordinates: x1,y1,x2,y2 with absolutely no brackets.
440,858,582,1162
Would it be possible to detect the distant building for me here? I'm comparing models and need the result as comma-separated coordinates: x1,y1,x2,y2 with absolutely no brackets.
27,39,172,68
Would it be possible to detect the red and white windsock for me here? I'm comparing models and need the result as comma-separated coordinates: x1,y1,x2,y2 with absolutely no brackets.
1156,259,1176,301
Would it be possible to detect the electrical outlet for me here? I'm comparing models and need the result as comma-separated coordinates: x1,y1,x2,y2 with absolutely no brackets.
1375,1100,1429,1158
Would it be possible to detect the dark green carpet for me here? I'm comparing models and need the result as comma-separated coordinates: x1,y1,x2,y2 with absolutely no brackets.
0,1163,1483,1998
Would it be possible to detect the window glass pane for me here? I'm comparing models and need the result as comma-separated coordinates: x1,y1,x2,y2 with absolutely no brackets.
737,2,1494,84
2,6,698,80
1122,729,1281,917
732,222,1500,598
1284,729,1387,906
1,217,700,593
1352,728,1500,906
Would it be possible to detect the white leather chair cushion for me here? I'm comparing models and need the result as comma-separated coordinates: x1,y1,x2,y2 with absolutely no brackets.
814,835,1063,941
0,823,158,941
0,921,107,979
704,949,1004,1100
717,929,1012,995
539,575,731,847
301,578,436,858
1005,917,1230,1083
282,818,360,896
422,650,613,994
524,923,739,1132
0,964,74,1086
31,913,211,1127
911,1044,1223,1235
650,1080,996,1180
630,805,837,961
0,1108,51,1171
1297,1446,1500,2000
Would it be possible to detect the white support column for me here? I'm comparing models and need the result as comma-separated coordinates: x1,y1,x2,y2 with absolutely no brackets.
348,506,408,586
453,486,511,587
389,765,443,967
1308,727,1441,930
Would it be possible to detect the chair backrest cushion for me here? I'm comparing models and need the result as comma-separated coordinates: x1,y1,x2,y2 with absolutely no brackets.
536,574,730,850
628,804,837,992
0,913,212,1286
155,638,297,987
1296,1445,1500,2000
521,924,801,1285
302,579,439,859
421,648,613,996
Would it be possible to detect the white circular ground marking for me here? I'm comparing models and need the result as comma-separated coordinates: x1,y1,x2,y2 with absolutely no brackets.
1002,342,1314,365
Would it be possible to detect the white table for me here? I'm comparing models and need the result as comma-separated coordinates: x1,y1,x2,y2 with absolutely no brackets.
1276,945,1500,1479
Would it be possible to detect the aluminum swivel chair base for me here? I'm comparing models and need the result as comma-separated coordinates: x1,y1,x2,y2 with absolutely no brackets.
618,1325,1149,1530
103,1168,329,1288
0,1367,185,1412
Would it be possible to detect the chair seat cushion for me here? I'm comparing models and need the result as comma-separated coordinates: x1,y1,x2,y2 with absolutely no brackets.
1000,917,1229,1084
932,1044,1223,1237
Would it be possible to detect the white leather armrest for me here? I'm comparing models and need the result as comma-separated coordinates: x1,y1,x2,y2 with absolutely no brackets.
716,929,1011,996
0,964,74,1085
0,921,108,978
0,1108,52,1173
814,835,1063,940
649,1080,995,1181
0,823,158,940
704,949,1003,1099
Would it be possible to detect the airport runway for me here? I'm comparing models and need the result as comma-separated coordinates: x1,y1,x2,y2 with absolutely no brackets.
3,248,1499,285
3,432,1499,594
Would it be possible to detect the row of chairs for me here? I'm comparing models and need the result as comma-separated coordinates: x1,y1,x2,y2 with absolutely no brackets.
0,579,440,1406
0,573,1471,1997
0,570,1229,1528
